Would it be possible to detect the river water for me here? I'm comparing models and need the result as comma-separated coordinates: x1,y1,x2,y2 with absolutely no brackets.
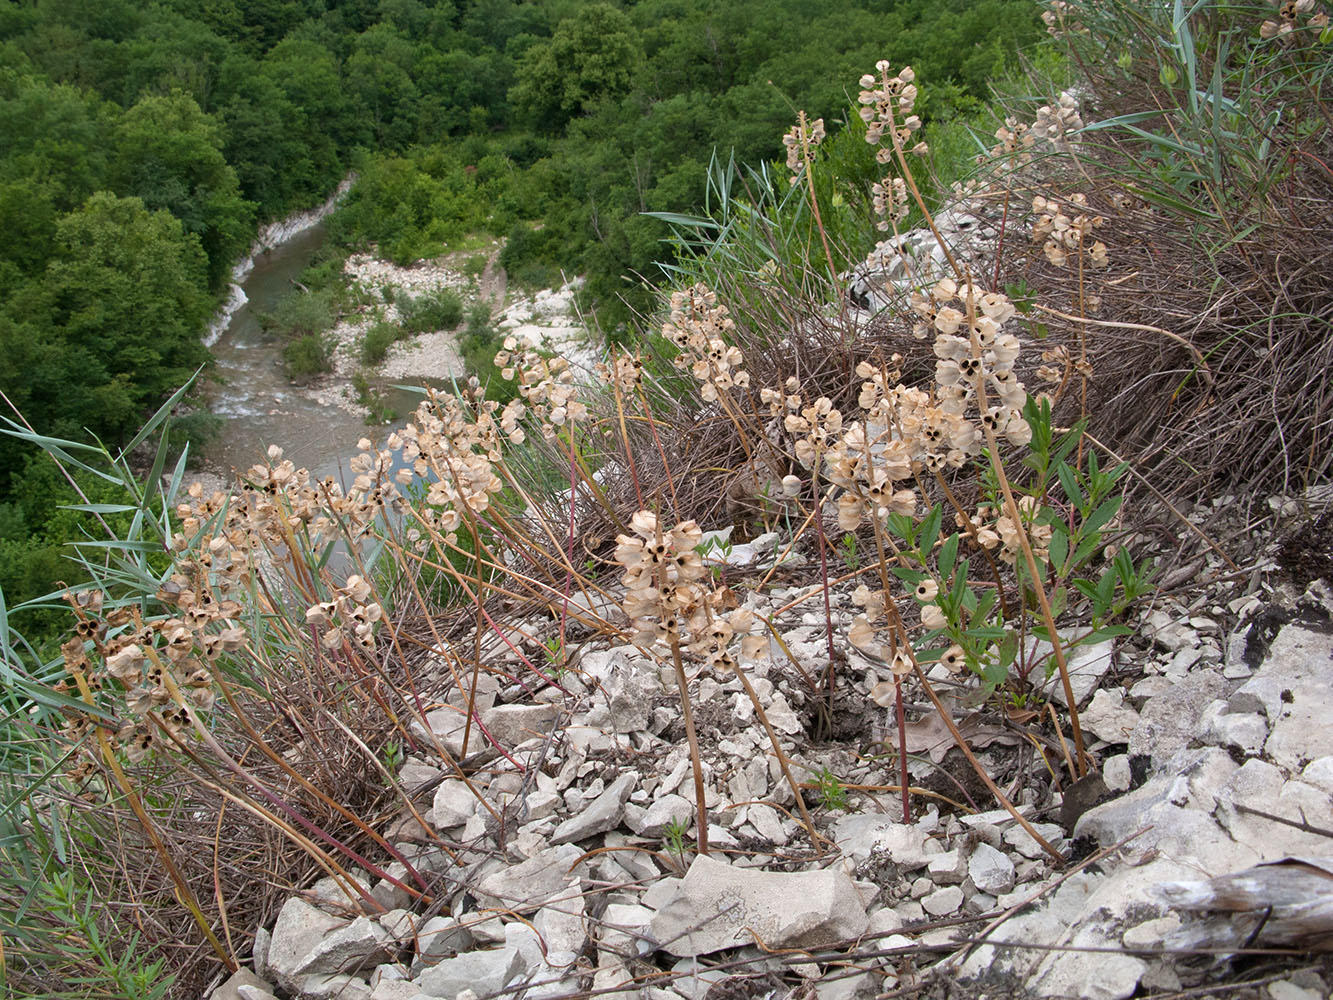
200,222,368,480
199,221,435,484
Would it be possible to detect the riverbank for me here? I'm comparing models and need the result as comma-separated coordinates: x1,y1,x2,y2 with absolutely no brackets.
200,213,600,481
303,248,484,414
301,242,598,418
204,176,357,347
197,171,601,478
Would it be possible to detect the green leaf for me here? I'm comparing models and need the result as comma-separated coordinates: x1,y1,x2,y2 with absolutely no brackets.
1056,461,1083,508
118,370,200,457
68,538,163,554
1097,567,1118,608
981,657,1010,688
1072,532,1105,568
1111,546,1134,584
1049,529,1070,574
974,589,998,622
1087,625,1135,641
1079,111,1168,132
938,533,960,579
643,211,721,229
1125,182,1221,221
1049,585,1068,619
1082,495,1124,537
1072,578,1100,602
885,513,915,544
919,505,943,555
1050,421,1087,467
960,586,978,616
164,445,190,511
1172,0,1197,111
891,567,924,586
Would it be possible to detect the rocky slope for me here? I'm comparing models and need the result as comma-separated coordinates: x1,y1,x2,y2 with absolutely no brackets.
209,529,1333,1000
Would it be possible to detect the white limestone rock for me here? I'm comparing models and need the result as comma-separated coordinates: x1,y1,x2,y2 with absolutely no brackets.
480,703,561,747
431,780,478,830
263,898,345,992
625,793,692,838
551,772,637,844
833,815,930,869
209,969,277,1000
968,842,1016,895
921,886,963,917
292,917,392,982
416,915,472,962
296,974,373,1000
1079,689,1140,744
1231,623,1333,769
926,850,966,885
474,844,585,912
649,855,869,957
412,947,525,999
407,708,470,758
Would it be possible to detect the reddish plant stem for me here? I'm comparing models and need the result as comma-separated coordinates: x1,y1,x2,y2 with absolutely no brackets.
894,679,910,823
558,429,580,663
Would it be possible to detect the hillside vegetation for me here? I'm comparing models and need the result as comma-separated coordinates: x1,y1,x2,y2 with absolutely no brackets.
0,0,1040,651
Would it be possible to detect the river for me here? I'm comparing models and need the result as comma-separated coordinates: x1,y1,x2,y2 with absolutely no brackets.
200,221,376,481
199,214,446,485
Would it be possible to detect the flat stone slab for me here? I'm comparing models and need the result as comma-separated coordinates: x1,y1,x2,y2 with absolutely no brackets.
413,946,524,998
648,855,869,957
552,772,637,844
474,844,585,912
480,703,561,747
264,897,344,991
210,969,277,1000
1231,623,1333,769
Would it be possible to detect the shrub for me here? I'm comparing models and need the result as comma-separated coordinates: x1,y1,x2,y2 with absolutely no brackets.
456,302,516,404
352,372,398,424
360,320,403,365
282,332,331,380
260,288,335,339
399,288,463,334
987,0,1333,496
499,221,565,288
298,249,349,293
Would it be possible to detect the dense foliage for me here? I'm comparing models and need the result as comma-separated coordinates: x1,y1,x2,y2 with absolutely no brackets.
0,0,1041,645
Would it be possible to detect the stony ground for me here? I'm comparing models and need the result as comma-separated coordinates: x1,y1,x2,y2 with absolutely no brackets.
304,246,593,418
207,501,1333,1000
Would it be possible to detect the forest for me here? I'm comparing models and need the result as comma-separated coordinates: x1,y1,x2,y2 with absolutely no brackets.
0,0,1042,646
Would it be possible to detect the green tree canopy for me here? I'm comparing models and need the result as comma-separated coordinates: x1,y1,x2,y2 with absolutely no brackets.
32,192,212,439
111,92,254,288
510,3,643,130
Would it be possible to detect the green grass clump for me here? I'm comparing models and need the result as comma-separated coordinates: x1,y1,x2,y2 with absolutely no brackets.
360,320,404,365
261,288,335,340
282,333,331,380
398,289,464,335
457,301,516,404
